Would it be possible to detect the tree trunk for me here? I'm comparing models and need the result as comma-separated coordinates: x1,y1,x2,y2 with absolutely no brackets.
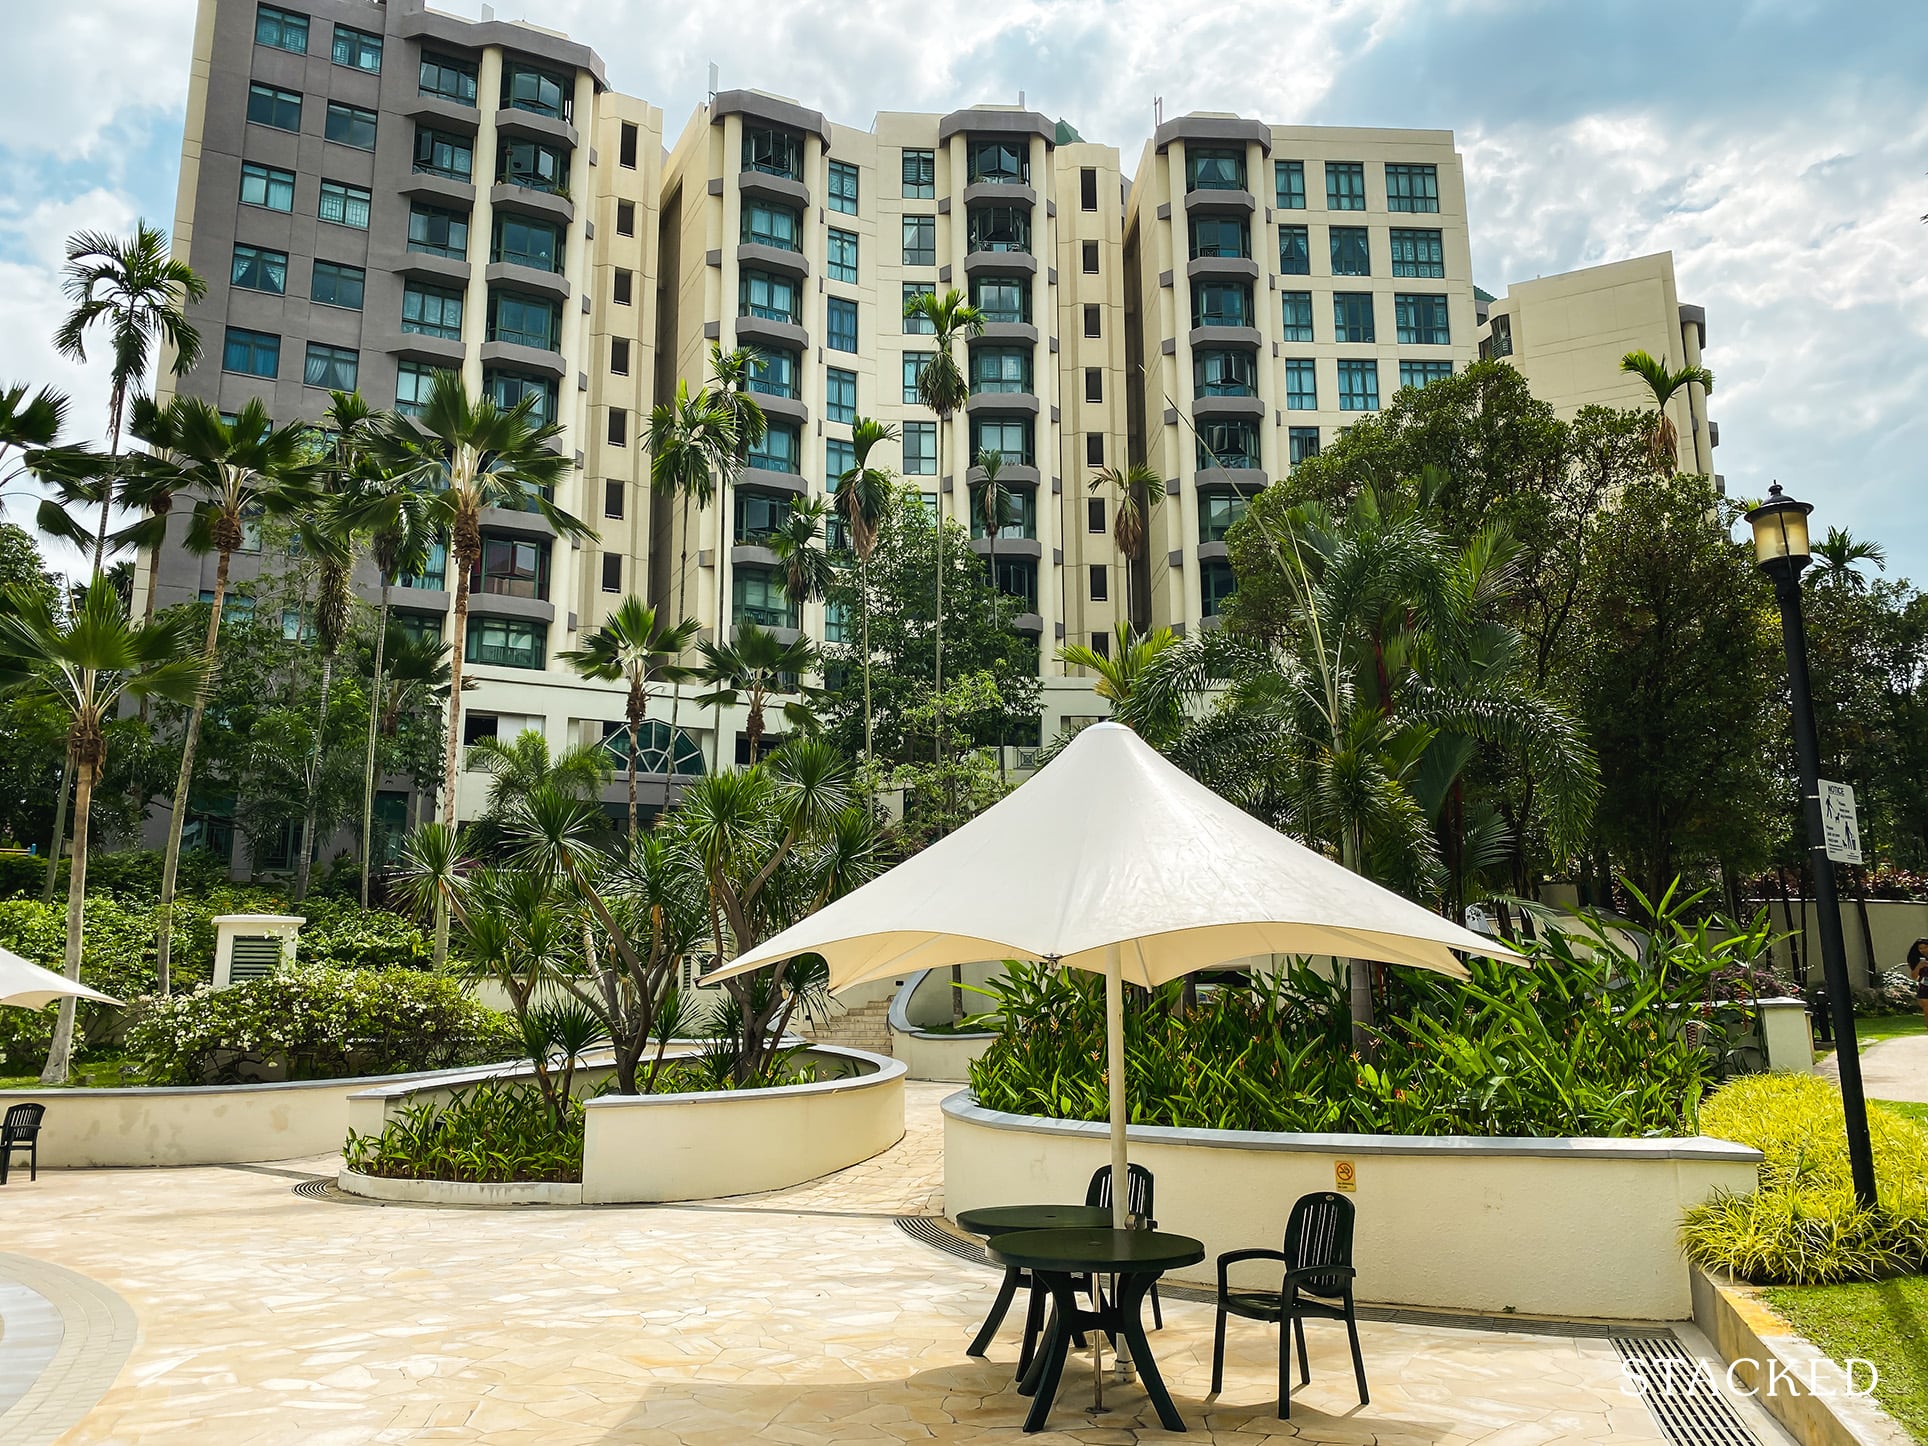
933,413,946,777
627,714,640,837
90,383,125,571
951,962,964,1023
1851,866,1878,993
39,759,95,1085
442,530,475,827
859,554,874,766
155,544,231,996
1341,828,1375,1050
667,490,691,810
359,584,391,908
41,757,71,905
1776,868,1805,986
294,651,334,902
711,473,730,774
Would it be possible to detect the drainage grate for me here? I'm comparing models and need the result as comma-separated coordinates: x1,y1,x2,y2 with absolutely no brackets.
1614,1335,1758,1446
291,1178,383,1205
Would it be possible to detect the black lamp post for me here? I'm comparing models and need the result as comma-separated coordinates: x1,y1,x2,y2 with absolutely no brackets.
1744,482,1879,1209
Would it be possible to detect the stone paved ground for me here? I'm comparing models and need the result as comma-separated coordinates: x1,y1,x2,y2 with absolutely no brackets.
0,1081,1790,1444
1818,1032,1928,1104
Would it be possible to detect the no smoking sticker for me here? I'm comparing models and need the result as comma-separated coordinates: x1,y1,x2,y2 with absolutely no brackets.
1334,1160,1356,1192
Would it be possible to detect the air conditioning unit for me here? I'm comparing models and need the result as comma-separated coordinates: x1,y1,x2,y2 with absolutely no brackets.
211,914,305,989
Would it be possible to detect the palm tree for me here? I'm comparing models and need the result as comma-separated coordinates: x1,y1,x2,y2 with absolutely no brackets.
560,598,699,832
696,624,824,761
702,344,768,768
833,417,900,764
53,223,206,569
970,448,1016,616
0,382,95,551
1088,462,1164,628
768,495,835,613
377,628,453,740
0,580,201,1083
466,729,612,826
906,288,984,776
147,397,319,994
1059,622,1178,714
370,372,585,827
1811,526,1886,590
1619,349,1715,475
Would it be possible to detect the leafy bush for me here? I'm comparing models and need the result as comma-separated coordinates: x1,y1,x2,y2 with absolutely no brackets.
968,904,1768,1139
124,965,522,1085
77,849,232,898
1681,1074,1928,1285
0,851,43,900
296,900,433,972
343,1079,584,1183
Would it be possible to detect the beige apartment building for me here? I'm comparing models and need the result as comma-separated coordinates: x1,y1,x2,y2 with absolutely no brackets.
1477,251,1717,479
1124,117,1479,635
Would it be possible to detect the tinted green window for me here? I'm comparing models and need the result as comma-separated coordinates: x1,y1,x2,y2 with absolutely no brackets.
318,180,371,228
746,349,798,399
489,292,559,350
331,24,382,71
1285,359,1317,410
902,284,935,334
409,204,468,257
1325,162,1366,211
742,202,802,251
240,162,295,211
414,127,472,179
825,367,857,423
826,297,858,352
1194,349,1255,396
1385,164,1439,213
1288,426,1320,463
1280,291,1314,342
503,66,567,118
465,617,546,669
1191,281,1252,327
827,228,858,283
247,83,302,131
740,272,797,323
1400,361,1453,389
970,346,1032,393
326,102,377,148
1337,359,1379,411
743,127,801,179
901,149,934,198
902,215,936,266
748,423,800,472
971,277,1028,324
1188,216,1249,259
254,5,308,52
1186,149,1244,190
1275,160,1306,209
968,140,1028,184
970,417,1032,466
492,215,561,271
310,260,365,309
231,244,287,294
1394,293,1451,346
223,327,280,377
419,54,477,104
1278,225,1310,275
485,371,557,426
1333,292,1375,344
498,140,568,191
304,342,358,390
1330,226,1370,276
1389,228,1444,279
827,160,859,213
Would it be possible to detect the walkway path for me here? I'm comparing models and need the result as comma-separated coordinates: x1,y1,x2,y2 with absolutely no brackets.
1817,1032,1928,1104
0,1081,1790,1444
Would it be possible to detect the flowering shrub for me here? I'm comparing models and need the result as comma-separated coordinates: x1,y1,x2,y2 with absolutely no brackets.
125,965,522,1085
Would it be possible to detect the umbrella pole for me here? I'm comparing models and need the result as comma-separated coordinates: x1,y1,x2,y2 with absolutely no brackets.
1105,943,1135,1383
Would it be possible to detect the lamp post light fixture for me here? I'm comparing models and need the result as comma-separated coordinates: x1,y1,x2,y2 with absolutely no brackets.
1744,481,1879,1209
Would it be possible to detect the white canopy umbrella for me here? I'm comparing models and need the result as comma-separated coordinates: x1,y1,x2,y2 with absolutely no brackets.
709,721,1522,1226
0,946,121,1011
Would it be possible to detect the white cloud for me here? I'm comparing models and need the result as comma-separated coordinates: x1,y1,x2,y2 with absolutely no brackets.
0,0,197,164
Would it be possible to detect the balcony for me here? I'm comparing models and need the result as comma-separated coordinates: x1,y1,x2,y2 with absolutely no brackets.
967,460,1039,489
962,181,1036,209
735,242,808,278
734,469,807,497
494,106,577,149
468,591,556,624
397,252,471,287
489,182,573,224
405,93,481,132
1182,186,1256,214
477,505,558,538
1193,465,1268,491
733,314,809,354
754,393,809,427
483,260,569,301
480,339,566,376
738,170,810,209
1191,393,1265,421
962,249,1038,278
390,332,466,367
400,171,476,207
1187,324,1264,351
965,391,1039,416
976,321,1039,346
1186,254,1260,283
969,536,1041,559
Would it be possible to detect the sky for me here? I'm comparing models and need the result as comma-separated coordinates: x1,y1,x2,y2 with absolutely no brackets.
2,0,1924,581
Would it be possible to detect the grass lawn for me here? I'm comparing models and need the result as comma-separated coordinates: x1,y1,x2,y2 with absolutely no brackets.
1761,1276,1928,1439
1816,1010,1924,1059
1877,1099,1928,1127
0,1057,149,1090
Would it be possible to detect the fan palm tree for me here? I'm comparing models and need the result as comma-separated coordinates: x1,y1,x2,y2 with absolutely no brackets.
53,223,207,568
696,624,824,761
560,598,699,832
768,495,835,612
1619,349,1715,475
702,344,768,768
906,288,984,775
1811,526,1886,590
0,382,95,551
1088,462,1164,628
369,371,586,826
377,628,453,740
145,397,320,993
833,417,900,764
0,580,201,1082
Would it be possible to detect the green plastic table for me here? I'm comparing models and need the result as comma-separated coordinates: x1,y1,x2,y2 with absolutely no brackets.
955,1205,1113,1370
988,1227,1206,1434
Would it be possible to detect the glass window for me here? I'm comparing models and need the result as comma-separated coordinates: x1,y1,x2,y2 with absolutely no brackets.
610,337,630,375
1390,228,1445,279
1337,359,1380,411
970,345,1032,394
825,367,857,423
304,342,358,390
1084,304,1101,338
614,269,635,305
739,271,798,323
826,296,858,352
1199,490,1250,542
413,126,472,180
419,53,477,105
254,5,308,52
974,488,1036,540
1188,216,1249,259
746,348,798,399
1385,163,1440,213
605,479,625,518
399,537,448,588
1395,292,1451,345
1089,497,1106,533
1190,280,1252,328
748,422,800,473
601,553,621,592
491,214,561,272
742,201,802,251
1325,162,1366,211
409,204,469,258
902,215,936,266
1084,368,1103,403
991,557,1038,608
1194,348,1256,396
971,276,1029,324
741,125,800,179
498,139,568,192
1275,160,1306,210
902,421,936,475
331,24,382,71
902,284,935,334
475,535,549,598
325,102,376,149
968,139,1028,185
318,180,372,229
734,489,790,543
485,370,558,426
826,436,855,483
1285,358,1317,410
1280,291,1314,342
967,205,1030,253
902,352,931,404
395,361,445,419
1196,420,1259,470
489,291,560,350
223,327,280,377
502,65,567,119
1186,148,1245,191
1278,225,1310,276
1086,432,1105,466
1201,559,1236,617
615,200,635,236
1400,360,1454,389
733,569,797,629
827,159,859,213
465,617,546,669
827,228,858,283
1288,426,1320,464
240,162,296,212
970,417,1033,466
1080,167,1099,210
310,259,364,309
901,148,934,198
1330,226,1371,276
231,243,287,295
247,83,302,132
1333,292,1376,344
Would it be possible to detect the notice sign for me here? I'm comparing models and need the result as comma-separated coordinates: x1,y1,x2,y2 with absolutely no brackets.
1820,780,1863,865
1334,1160,1356,1193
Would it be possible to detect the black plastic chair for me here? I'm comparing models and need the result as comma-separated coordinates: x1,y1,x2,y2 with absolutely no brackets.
1,1103,45,1185
1211,1190,1368,1418
1079,1163,1163,1329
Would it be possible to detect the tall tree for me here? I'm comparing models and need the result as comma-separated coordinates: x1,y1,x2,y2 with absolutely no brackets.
0,383,95,551
696,624,824,762
53,223,206,568
1087,461,1163,628
561,598,699,832
970,448,1015,624
0,581,200,1082
832,417,899,764
1618,349,1715,475
768,495,835,614
701,344,768,770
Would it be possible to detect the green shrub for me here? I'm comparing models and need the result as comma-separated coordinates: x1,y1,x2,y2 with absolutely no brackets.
1682,1074,1928,1285
0,851,44,900
77,849,232,898
296,900,433,971
124,965,523,1085
343,1078,584,1183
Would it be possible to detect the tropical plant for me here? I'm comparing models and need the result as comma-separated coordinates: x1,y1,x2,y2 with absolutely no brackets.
560,598,699,831
1619,348,1715,474
1811,527,1887,591
696,623,824,760
344,1077,586,1184
0,580,202,1082
53,223,206,567
1087,461,1163,627
1059,622,1178,714
0,382,95,551
768,495,835,611
701,344,768,768
832,417,899,763
466,730,612,830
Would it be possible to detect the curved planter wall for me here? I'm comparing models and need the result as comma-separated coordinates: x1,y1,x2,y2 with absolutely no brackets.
888,971,998,1083
943,1092,1763,1322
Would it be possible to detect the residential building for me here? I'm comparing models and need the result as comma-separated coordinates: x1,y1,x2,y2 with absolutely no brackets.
1476,252,1716,480
1124,118,1478,635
